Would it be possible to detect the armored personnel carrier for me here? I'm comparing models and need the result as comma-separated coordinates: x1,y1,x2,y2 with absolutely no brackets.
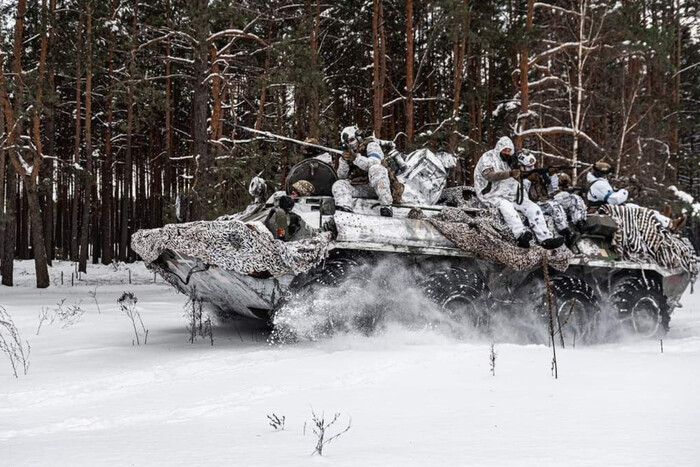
132,154,696,342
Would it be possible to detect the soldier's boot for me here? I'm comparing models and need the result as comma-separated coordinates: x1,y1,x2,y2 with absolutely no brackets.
516,231,533,249
561,228,578,247
541,236,565,250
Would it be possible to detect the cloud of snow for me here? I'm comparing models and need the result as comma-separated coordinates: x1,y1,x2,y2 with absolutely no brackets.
266,259,655,347
269,259,562,346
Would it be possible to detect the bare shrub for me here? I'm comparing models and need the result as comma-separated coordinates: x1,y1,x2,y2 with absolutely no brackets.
267,413,286,431
489,343,497,376
203,315,214,346
88,286,101,313
36,299,85,335
117,292,148,345
36,306,52,335
53,299,86,328
0,306,31,378
184,290,214,345
309,409,352,456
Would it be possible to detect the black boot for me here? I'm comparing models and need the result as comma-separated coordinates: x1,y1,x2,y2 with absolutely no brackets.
516,231,533,248
322,218,338,240
561,228,578,247
380,206,393,217
541,236,565,250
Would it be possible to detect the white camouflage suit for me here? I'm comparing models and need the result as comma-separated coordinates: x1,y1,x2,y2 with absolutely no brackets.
332,139,393,210
474,137,554,242
521,169,587,228
586,172,671,228
522,174,569,231
553,189,587,225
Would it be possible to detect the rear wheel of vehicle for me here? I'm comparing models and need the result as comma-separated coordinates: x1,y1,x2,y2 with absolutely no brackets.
611,276,669,338
544,276,600,346
422,268,491,331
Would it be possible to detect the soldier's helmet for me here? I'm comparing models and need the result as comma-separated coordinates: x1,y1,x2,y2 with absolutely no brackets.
291,180,316,197
593,161,613,177
517,149,536,169
340,125,361,150
558,173,571,189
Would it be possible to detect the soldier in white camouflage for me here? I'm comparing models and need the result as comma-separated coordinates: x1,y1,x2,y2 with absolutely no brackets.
473,136,563,249
332,125,394,217
552,173,588,226
518,150,578,246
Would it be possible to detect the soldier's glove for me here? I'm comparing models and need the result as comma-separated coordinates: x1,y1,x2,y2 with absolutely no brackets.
342,151,357,163
510,169,521,179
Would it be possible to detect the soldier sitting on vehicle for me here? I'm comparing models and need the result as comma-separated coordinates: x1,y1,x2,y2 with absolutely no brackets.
586,161,630,207
517,150,577,246
331,125,395,217
552,173,588,228
290,180,315,198
474,136,564,250
586,161,684,231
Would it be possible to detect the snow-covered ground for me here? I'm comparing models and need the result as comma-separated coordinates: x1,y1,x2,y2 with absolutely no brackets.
1,260,700,466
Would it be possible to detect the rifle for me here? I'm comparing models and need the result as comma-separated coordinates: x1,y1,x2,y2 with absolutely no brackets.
520,165,575,178
235,125,344,155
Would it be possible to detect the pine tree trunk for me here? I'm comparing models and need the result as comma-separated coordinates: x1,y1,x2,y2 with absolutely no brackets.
308,0,321,139
1,0,50,287
210,44,222,146
102,0,117,264
71,7,83,262
164,0,173,205
79,0,92,272
1,166,16,286
405,0,414,143
39,0,55,265
43,81,55,264
0,111,6,269
192,41,210,219
255,23,272,131
23,174,50,287
448,12,467,154
669,0,681,158
372,0,385,137
515,0,535,149
191,0,213,220
120,0,138,260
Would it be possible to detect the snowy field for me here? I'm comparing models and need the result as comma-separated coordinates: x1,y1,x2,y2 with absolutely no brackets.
2,260,700,466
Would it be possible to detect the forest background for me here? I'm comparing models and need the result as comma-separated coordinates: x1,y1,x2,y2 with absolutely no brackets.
1,0,699,287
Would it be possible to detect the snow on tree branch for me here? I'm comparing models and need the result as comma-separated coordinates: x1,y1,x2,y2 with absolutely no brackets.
529,42,596,66
534,3,582,17
515,126,600,150
207,29,267,47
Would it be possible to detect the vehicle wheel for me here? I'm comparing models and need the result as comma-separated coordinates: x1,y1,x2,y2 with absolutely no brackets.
274,257,379,340
291,257,364,289
611,276,669,338
543,276,600,345
421,268,491,330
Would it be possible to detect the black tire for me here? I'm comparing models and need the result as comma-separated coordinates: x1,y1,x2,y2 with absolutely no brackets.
544,276,600,345
611,276,670,338
274,258,379,340
421,268,491,330
290,257,364,290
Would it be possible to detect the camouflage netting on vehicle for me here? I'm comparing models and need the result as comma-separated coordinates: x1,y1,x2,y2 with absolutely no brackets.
411,207,572,272
601,204,698,278
131,220,332,276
